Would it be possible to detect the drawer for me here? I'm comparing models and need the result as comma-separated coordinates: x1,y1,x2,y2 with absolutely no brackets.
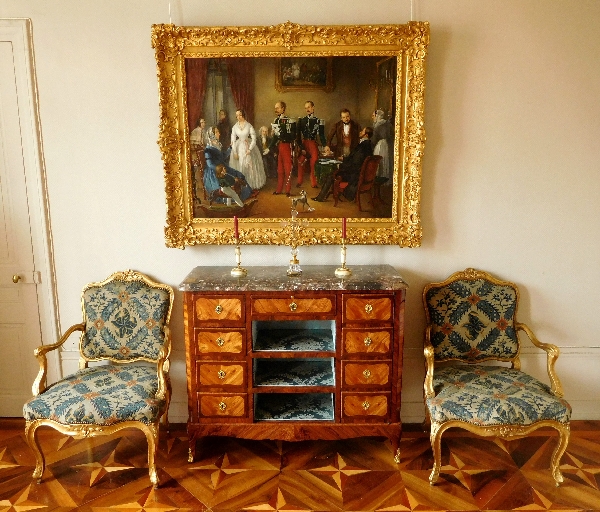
197,362,246,387
343,361,391,387
342,393,390,419
195,296,243,323
198,394,247,418
252,296,334,316
344,296,392,322
343,329,392,356
196,329,245,355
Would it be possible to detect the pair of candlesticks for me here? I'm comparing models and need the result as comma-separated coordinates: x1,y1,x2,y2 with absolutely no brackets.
229,216,352,278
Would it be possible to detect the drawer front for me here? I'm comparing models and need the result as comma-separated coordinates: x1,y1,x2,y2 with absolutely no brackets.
253,296,334,316
199,394,247,418
195,296,243,323
197,363,246,387
343,329,391,355
343,393,389,418
197,329,245,355
344,296,392,322
343,362,391,387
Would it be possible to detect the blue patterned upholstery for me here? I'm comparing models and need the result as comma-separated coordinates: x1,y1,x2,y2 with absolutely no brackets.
427,365,571,426
81,279,171,361
425,279,519,362
23,365,165,425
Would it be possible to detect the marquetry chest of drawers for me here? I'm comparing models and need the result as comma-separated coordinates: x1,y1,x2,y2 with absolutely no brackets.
180,265,407,462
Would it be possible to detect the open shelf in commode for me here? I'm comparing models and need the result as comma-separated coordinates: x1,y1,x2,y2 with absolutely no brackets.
253,358,335,387
252,320,335,352
254,393,335,421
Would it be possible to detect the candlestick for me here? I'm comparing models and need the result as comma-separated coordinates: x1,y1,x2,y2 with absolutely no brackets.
230,229,247,277
335,237,352,278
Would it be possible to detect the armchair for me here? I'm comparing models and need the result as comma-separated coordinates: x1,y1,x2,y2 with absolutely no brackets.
23,270,174,488
422,268,571,486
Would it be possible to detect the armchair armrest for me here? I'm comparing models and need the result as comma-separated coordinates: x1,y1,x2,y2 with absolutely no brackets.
32,322,85,396
423,326,436,399
155,325,172,401
516,322,564,397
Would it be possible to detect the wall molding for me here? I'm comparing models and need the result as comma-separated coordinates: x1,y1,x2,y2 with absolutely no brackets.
59,346,600,423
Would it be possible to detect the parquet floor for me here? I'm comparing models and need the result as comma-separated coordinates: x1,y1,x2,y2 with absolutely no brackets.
1,419,599,511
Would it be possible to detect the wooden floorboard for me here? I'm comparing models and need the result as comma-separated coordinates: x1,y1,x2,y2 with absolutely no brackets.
0,419,599,511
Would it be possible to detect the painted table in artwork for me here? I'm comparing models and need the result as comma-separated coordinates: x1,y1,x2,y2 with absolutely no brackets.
180,265,407,462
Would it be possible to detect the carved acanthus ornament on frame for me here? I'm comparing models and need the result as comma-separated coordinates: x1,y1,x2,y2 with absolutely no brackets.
152,21,429,248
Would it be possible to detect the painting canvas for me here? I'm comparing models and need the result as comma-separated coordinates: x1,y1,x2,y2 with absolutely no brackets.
152,22,429,247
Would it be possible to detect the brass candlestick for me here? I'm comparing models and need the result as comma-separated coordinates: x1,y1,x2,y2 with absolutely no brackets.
231,238,247,277
335,238,352,278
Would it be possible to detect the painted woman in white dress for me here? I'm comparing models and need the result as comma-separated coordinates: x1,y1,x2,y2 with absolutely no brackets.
229,109,266,190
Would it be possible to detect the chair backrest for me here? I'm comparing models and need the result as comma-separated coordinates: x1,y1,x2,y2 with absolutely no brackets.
80,270,174,362
357,155,383,192
423,268,520,363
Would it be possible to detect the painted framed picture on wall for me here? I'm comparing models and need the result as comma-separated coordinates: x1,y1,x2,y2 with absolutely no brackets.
152,21,429,248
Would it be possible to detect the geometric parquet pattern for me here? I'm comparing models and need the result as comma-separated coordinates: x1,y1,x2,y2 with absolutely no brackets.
1,418,599,511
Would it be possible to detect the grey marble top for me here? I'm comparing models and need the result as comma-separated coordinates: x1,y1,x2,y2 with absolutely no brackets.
179,265,408,292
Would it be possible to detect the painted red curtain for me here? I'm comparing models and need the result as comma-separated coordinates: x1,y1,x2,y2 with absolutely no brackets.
185,58,209,133
227,58,255,124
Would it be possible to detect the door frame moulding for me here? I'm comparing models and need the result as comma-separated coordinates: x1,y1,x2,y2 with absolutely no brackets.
0,18,60,384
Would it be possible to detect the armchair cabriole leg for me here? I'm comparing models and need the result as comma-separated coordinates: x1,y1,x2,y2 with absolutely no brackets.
24,421,45,483
551,423,570,486
143,423,160,489
429,422,443,485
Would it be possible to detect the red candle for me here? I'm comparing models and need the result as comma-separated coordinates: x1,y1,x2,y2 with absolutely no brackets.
234,216,239,239
342,217,347,239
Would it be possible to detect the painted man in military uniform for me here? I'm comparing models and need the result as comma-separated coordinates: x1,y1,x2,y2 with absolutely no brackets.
268,100,297,196
296,100,325,189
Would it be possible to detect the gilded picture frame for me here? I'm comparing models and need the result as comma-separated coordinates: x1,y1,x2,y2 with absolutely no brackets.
151,21,429,248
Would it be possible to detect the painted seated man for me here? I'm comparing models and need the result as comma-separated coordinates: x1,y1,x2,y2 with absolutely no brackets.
312,126,373,202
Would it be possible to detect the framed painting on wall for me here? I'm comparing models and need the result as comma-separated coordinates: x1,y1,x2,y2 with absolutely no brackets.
152,21,429,247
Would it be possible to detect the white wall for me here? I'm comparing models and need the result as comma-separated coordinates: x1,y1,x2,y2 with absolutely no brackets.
1,0,599,422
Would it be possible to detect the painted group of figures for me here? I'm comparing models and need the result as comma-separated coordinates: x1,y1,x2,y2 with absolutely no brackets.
189,102,394,210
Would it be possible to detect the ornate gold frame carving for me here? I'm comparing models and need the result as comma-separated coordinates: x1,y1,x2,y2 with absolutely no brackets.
151,21,429,247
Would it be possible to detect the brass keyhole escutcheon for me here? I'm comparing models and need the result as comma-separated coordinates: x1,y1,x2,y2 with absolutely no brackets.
215,305,223,314
215,337,225,347
362,400,371,411
12,275,21,284
363,369,372,379
218,401,227,411
364,303,373,314
289,301,298,312
364,336,372,347
217,370,226,379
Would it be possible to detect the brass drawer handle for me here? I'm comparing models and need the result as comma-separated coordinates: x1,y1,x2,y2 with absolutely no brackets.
289,301,298,312
364,336,372,347
362,400,371,411
363,369,372,379
215,337,225,347
364,303,373,314
217,370,226,379
215,305,223,314
218,401,227,411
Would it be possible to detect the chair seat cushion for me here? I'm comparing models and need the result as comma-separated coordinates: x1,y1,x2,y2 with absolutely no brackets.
23,364,165,426
427,365,571,426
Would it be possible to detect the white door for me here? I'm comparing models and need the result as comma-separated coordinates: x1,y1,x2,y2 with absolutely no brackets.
0,19,59,416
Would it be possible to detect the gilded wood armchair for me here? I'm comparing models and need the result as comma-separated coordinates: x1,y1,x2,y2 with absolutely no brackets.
422,268,571,486
23,270,174,488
